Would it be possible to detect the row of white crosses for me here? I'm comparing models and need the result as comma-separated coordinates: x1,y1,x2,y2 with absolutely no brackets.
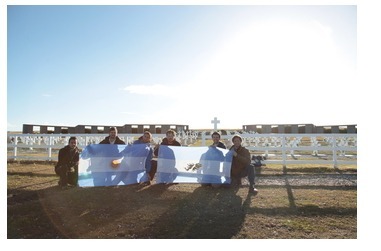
286,137,302,158
311,137,321,156
15,135,47,151
243,136,284,158
314,136,357,157
176,130,199,145
336,136,357,156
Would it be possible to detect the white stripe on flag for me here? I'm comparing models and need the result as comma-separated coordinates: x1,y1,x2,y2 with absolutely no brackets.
156,146,232,184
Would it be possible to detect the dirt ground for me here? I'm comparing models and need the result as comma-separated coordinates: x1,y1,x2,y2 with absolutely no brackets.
7,161,357,239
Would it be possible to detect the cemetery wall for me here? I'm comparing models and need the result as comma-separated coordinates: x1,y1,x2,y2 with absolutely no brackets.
22,123,189,134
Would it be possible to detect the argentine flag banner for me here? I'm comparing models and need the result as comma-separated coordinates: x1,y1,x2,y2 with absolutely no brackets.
156,146,233,184
78,144,151,187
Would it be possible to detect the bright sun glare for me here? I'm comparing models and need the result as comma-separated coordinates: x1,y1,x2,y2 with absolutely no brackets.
126,19,355,128
196,20,344,90
174,20,355,128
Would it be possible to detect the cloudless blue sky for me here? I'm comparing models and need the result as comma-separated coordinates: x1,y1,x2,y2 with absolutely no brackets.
7,4,357,131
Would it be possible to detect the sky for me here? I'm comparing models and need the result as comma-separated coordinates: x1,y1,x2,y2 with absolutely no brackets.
5,2,360,131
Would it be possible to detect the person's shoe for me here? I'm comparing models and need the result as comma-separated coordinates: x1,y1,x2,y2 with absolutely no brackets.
141,181,151,186
249,185,258,195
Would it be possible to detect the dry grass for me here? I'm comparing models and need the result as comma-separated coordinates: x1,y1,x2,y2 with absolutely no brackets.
7,161,356,239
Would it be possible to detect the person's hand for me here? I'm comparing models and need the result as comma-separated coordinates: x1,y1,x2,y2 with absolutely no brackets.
230,148,238,157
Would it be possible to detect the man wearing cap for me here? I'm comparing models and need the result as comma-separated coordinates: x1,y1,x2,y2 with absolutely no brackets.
229,135,258,194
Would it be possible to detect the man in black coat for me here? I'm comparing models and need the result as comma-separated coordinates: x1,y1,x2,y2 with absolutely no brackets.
56,136,80,188
100,127,125,144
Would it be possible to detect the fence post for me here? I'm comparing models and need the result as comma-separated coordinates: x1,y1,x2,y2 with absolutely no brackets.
13,136,18,161
48,135,53,161
282,135,286,171
332,135,338,168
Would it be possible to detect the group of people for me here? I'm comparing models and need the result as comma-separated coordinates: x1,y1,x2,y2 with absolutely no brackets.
56,127,258,194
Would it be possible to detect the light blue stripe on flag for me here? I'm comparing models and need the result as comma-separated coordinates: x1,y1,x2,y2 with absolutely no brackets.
78,144,150,187
156,146,233,184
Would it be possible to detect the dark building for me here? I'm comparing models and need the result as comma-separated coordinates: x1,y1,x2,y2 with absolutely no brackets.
22,123,189,134
242,124,357,134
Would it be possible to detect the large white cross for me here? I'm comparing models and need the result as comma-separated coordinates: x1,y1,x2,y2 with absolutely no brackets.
211,117,220,130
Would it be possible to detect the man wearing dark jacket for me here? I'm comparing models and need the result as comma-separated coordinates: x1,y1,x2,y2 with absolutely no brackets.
154,129,181,156
229,135,258,195
100,127,125,145
56,136,80,188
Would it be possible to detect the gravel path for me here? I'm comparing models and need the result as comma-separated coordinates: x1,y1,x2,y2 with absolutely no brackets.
248,174,357,187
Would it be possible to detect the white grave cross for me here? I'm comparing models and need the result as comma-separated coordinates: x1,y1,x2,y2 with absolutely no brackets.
211,117,220,130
